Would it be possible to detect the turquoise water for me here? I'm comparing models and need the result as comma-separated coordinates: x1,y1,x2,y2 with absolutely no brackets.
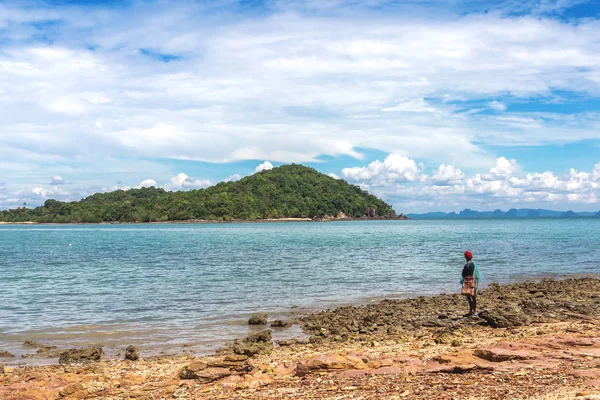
1,219,599,362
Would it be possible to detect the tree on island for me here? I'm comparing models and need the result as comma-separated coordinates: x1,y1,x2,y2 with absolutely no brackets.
0,164,397,223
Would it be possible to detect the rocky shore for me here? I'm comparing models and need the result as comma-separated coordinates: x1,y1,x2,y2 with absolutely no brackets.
2,277,600,399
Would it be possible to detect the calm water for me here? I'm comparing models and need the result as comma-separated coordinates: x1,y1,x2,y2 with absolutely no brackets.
1,219,599,363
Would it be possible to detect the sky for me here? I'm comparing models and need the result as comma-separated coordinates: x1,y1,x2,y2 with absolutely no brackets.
1,0,600,213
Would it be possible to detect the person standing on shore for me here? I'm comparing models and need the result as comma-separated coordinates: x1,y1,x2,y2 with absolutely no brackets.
461,251,480,316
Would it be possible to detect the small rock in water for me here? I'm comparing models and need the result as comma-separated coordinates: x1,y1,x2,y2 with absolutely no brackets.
125,345,140,361
248,313,268,325
233,329,274,357
0,351,15,358
271,319,291,328
58,345,104,364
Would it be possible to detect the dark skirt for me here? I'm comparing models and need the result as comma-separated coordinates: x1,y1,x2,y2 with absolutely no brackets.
461,276,476,297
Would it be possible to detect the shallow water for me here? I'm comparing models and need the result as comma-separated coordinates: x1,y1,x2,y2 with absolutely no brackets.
1,219,599,363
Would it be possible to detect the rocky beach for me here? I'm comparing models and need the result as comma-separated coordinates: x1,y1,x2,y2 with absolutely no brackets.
1,277,600,399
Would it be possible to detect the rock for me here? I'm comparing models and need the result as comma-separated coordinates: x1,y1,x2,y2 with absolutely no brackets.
248,313,268,325
367,207,376,218
0,351,15,358
172,387,189,398
232,330,274,356
566,369,600,379
271,319,291,328
246,329,272,343
433,330,453,345
296,354,368,377
207,357,253,373
473,347,538,362
58,345,104,364
124,345,139,361
478,307,530,328
180,361,208,379
59,383,86,397
233,341,273,357
224,354,248,362
336,210,348,219
0,363,4,374
194,367,233,384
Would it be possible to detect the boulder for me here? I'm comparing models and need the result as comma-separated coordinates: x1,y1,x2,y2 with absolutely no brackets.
270,320,291,328
124,345,139,361
248,314,268,325
0,351,15,358
193,367,233,384
232,342,273,357
246,329,272,343
336,210,348,219
207,356,253,373
0,363,4,374
233,329,273,357
478,307,530,328
58,345,104,364
180,361,208,379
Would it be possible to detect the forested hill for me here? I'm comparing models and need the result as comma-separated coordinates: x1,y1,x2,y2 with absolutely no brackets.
0,164,397,223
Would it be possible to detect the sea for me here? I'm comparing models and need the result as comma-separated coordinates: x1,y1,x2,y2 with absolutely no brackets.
1,219,599,363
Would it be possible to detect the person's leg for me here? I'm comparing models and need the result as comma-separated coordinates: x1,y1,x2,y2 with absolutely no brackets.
471,295,477,314
465,296,474,315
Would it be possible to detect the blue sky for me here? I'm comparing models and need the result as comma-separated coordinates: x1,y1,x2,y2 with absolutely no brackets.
1,0,600,213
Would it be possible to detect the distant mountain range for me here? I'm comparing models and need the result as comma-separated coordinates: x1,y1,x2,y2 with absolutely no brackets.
407,208,600,219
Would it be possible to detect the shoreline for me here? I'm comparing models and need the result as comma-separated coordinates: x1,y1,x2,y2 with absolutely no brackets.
2,277,600,399
0,217,408,225
3,272,599,367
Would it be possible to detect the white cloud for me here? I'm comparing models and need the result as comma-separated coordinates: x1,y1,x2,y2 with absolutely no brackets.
341,154,420,184
31,186,70,199
0,2,599,212
430,164,465,185
255,161,274,173
489,157,519,178
50,175,65,185
381,99,438,113
338,155,600,212
138,179,157,188
328,172,340,179
1,4,600,187
168,173,212,190
225,174,242,182
489,101,507,111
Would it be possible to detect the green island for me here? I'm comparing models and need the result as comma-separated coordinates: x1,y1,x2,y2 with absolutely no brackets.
0,164,400,223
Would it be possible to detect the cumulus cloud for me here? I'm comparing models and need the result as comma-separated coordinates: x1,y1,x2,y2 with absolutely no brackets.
339,155,600,211
31,186,70,199
429,164,465,185
255,161,274,173
50,175,66,185
489,157,519,178
341,154,420,184
138,179,157,188
0,2,600,212
224,174,242,182
1,1,600,190
169,173,212,190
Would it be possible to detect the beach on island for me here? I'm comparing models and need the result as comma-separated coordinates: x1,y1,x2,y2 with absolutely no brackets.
2,277,600,400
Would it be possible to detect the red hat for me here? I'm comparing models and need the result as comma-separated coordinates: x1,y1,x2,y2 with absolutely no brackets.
464,251,473,260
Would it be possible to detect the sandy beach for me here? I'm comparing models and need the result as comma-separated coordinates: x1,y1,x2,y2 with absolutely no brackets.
2,277,600,399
